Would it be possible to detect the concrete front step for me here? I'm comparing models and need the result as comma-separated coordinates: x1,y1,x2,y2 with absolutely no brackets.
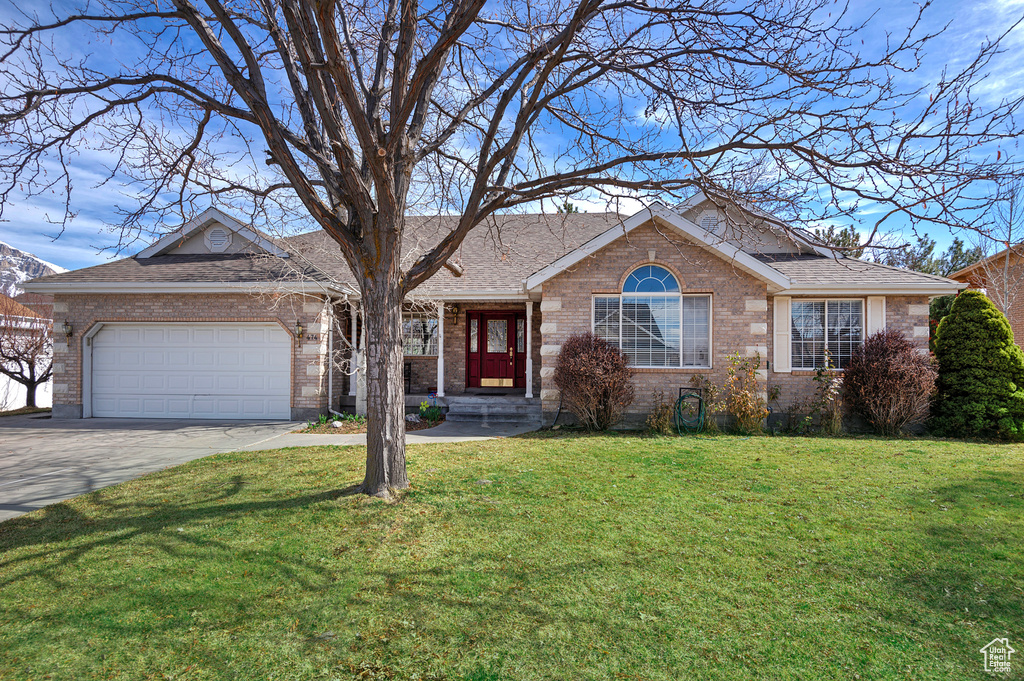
444,396,542,424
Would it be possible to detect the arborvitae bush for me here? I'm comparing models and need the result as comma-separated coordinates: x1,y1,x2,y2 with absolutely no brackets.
553,332,634,431
844,330,935,436
931,290,1024,439
929,294,955,353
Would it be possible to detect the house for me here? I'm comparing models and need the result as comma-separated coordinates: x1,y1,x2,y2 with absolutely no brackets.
950,246,1024,343
23,196,963,424
0,293,53,410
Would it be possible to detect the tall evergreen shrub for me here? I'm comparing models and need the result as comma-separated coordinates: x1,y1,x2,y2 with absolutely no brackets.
931,290,1024,439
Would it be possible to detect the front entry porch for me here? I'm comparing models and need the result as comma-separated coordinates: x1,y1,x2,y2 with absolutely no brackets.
338,299,541,422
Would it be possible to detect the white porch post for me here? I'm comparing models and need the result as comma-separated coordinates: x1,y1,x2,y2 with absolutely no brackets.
436,301,446,397
348,300,358,396
525,301,534,398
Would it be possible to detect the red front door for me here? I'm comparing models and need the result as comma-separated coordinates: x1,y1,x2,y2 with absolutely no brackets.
466,311,526,388
481,313,515,386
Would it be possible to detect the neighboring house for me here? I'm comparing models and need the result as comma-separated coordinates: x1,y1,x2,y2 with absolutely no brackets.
950,246,1024,343
0,293,53,411
24,196,963,424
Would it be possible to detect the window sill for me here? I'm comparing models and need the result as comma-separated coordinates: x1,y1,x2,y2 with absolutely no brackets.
790,368,845,375
632,366,713,373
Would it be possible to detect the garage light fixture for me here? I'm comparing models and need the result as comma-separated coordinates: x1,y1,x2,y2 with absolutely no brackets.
294,321,304,338
61,320,73,338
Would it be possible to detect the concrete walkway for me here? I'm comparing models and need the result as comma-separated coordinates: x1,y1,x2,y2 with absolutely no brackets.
236,418,541,450
0,414,539,521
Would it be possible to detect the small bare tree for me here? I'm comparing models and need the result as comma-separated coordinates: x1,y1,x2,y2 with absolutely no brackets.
0,296,52,409
965,178,1024,317
1,0,1021,496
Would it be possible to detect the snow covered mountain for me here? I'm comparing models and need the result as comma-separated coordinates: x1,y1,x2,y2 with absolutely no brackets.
0,241,67,297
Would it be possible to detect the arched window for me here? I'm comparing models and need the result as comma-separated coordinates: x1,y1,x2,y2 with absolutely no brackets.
593,264,711,368
623,265,680,293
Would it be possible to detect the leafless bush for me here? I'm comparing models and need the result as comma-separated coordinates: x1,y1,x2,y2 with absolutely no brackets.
554,333,634,431
844,330,936,436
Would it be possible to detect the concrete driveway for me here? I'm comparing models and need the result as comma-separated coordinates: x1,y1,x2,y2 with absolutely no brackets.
0,414,300,522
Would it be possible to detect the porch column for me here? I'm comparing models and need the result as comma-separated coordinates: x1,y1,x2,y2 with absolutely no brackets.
525,301,534,398
348,300,358,396
436,301,446,397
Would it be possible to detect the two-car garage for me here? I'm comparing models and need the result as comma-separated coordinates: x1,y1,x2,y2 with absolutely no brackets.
88,323,291,419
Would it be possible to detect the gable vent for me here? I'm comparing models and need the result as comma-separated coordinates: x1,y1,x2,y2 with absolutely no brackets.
204,225,232,252
698,210,721,233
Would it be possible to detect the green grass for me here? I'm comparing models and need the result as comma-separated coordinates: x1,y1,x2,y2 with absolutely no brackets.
1,433,1022,680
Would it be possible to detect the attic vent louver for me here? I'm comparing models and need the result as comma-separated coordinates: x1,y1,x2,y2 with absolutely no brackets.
204,225,232,253
698,210,720,233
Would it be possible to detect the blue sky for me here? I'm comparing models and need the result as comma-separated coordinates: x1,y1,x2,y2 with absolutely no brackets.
0,0,1022,271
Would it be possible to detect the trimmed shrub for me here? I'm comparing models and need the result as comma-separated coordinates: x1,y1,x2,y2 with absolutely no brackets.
553,332,634,430
931,290,1024,439
844,330,935,436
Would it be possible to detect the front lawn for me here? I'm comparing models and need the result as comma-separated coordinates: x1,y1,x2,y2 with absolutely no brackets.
1,434,1021,680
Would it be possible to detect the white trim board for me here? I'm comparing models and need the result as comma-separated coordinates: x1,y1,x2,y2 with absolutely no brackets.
523,204,792,293
136,207,290,259
22,281,346,296
781,282,964,296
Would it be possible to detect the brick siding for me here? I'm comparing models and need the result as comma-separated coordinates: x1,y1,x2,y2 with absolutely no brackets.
50,292,330,419
537,220,933,426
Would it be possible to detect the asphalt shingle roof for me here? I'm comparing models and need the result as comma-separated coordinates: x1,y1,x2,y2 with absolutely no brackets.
26,212,959,293
25,253,333,285
754,254,960,287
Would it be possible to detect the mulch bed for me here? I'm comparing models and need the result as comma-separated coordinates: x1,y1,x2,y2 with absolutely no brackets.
0,407,52,418
298,417,444,434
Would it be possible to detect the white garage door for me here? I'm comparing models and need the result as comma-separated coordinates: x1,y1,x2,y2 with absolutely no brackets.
91,324,291,419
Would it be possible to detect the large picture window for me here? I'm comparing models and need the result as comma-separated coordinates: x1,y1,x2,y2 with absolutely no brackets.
402,316,438,356
791,299,863,369
593,265,711,368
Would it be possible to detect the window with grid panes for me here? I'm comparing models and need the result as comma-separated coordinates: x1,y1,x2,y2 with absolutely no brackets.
790,299,863,369
592,265,710,368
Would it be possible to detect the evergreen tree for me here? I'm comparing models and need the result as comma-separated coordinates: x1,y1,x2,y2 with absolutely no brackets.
931,290,1024,439
812,225,864,257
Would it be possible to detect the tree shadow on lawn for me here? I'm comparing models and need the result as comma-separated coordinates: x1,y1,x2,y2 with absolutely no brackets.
0,474,363,590
879,472,1023,636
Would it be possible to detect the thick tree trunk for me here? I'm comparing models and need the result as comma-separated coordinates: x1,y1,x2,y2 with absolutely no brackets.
359,267,410,498
25,381,37,408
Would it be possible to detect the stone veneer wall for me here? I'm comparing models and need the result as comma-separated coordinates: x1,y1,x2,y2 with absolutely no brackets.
50,292,330,420
539,220,770,424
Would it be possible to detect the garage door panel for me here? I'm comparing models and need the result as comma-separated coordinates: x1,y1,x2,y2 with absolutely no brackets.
217,352,241,367
216,375,240,390
167,375,191,390
91,324,291,419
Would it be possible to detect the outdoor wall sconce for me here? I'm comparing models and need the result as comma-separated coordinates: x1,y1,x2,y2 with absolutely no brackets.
294,321,304,338
61,320,73,338
450,304,459,325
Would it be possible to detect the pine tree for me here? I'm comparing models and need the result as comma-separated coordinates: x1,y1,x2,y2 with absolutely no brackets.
931,290,1024,439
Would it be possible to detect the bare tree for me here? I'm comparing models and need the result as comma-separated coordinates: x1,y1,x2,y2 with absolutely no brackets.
1,0,1021,497
962,178,1024,316
0,296,52,409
